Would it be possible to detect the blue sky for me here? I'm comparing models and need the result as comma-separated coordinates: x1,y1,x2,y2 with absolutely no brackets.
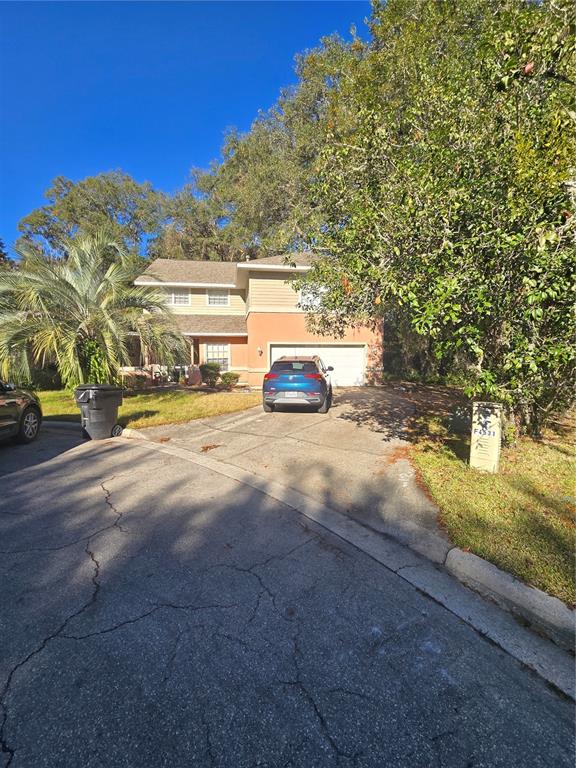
0,1,371,254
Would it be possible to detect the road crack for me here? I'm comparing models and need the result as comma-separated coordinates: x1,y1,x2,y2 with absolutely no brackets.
276,626,362,762
0,540,101,767
100,479,129,534
60,601,239,641
210,537,316,627
162,628,186,684
201,712,217,767
0,480,127,556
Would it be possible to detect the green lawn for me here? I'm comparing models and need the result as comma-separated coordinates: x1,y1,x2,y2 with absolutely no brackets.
411,418,576,605
39,388,262,429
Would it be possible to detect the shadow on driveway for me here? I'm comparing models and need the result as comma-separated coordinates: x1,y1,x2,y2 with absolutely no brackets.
335,384,470,442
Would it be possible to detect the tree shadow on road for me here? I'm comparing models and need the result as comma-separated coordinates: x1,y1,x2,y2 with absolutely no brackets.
0,437,573,766
0,427,85,479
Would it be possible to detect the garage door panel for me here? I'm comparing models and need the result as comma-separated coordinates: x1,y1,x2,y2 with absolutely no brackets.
270,344,365,386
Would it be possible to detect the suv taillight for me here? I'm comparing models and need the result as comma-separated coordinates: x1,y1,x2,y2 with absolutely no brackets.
264,373,278,381
304,373,323,380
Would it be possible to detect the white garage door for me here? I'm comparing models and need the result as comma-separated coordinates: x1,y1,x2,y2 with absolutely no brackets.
270,344,366,387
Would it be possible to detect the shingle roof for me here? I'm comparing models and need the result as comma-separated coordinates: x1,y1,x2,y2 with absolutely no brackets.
135,253,313,286
173,315,247,336
135,259,237,286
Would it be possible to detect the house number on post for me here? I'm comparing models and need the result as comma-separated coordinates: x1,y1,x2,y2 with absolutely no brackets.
470,402,502,473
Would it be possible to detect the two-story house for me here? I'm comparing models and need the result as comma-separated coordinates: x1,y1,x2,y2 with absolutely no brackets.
134,254,383,387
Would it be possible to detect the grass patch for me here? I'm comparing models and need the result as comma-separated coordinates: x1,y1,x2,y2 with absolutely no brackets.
411,417,576,605
39,388,262,429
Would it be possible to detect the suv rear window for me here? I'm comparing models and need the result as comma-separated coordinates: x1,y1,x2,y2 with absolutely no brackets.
271,361,318,373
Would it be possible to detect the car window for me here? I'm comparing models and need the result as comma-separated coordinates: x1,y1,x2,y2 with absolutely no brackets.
271,361,318,373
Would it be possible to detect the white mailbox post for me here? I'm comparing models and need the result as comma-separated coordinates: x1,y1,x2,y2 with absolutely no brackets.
470,402,502,473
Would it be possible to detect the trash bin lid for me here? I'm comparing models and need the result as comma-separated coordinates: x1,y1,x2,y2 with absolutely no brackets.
74,383,123,392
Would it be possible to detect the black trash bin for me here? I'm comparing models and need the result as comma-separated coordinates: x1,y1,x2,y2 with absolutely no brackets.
74,384,123,439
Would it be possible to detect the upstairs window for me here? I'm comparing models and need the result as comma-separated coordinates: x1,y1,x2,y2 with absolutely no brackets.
166,289,190,306
206,289,230,307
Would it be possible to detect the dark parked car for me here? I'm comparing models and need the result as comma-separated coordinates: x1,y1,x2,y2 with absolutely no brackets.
0,381,42,443
262,356,333,413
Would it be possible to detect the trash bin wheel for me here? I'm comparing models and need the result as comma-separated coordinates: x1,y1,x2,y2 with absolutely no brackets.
111,424,123,438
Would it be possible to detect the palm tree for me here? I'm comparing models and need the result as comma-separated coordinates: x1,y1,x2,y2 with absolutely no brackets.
0,231,187,387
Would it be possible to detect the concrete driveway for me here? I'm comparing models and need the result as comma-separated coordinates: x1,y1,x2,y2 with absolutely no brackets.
141,387,451,562
0,418,574,767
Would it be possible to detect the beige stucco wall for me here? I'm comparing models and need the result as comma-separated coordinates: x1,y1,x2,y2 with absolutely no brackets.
164,288,246,315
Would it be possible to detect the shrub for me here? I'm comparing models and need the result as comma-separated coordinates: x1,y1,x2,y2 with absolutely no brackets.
219,372,240,391
37,367,63,390
123,373,149,391
199,362,221,387
13,367,63,391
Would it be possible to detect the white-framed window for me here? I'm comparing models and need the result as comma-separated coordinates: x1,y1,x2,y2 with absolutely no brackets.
206,289,230,307
166,289,190,306
205,343,230,371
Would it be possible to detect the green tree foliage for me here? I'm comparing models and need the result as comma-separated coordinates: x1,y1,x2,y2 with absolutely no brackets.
18,171,167,258
301,0,576,433
199,362,221,387
0,231,187,388
148,183,239,261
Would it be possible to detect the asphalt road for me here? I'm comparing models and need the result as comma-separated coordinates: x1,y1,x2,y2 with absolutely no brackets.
0,425,574,767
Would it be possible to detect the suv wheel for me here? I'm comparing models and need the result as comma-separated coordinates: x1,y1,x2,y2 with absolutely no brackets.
317,389,332,414
17,407,41,443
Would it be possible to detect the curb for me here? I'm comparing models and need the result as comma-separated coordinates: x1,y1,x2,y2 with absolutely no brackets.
121,427,150,441
445,549,575,651
69,405,265,443
43,423,149,441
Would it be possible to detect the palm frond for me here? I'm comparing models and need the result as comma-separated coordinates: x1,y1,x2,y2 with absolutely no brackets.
0,230,186,387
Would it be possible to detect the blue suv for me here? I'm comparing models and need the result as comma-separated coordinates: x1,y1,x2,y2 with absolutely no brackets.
262,356,333,413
